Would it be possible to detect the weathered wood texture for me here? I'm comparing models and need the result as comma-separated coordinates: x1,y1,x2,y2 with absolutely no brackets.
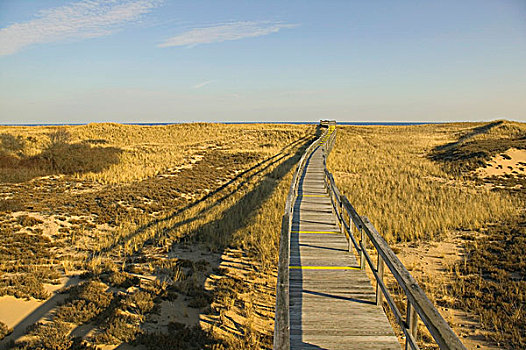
276,124,465,350
275,130,326,350
324,128,466,350
289,146,400,350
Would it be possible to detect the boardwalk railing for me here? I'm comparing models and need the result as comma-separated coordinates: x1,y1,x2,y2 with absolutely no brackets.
320,129,466,350
274,124,333,350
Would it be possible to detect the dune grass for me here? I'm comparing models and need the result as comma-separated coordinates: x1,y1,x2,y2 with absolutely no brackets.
0,123,308,184
328,123,520,242
0,122,314,349
328,121,526,349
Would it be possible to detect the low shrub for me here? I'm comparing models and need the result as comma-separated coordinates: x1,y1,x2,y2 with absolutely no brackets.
55,299,101,324
450,217,526,348
9,273,49,300
137,325,220,350
122,291,154,315
16,321,73,350
102,271,139,288
55,281,113,324
95,314,141,344
71,281,113,308
0,320,12,341
0,199,22,212
16,215,43,227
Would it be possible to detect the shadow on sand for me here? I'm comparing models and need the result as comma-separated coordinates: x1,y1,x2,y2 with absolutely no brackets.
1,128,323,349
0,278,79,349
93,134,315,259
429,120,526,175
109,129,322,348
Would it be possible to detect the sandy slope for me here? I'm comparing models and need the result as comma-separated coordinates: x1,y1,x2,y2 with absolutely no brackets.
476,148,526,178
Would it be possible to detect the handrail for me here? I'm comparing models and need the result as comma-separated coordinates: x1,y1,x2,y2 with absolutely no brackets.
274,125,331,350
321,127,466,350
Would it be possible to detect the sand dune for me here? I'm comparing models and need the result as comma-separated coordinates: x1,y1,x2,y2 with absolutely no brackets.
477,148,526,177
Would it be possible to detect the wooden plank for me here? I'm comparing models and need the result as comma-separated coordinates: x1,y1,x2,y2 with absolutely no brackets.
291,336,400,350
276,125,466,350
287,143,400,350
275,129,325,350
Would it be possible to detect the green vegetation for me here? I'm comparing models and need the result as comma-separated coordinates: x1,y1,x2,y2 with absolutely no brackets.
55,281,113,323
3,120,524,349
451,218,526,347
0,123,307,184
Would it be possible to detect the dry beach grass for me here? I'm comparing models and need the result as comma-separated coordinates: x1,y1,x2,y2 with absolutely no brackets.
328,120,526,349
1,120,524,349
0,122,315,349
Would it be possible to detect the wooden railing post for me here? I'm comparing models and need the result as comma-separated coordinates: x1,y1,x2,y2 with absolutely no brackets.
348,215,353,253
339,195,344,235
405,302,418,350
376,256,385,306
324,166,329,195
359,227,365,270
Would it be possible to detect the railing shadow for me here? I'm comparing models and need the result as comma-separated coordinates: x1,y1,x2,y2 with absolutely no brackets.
1,131,319,349
289,148,320,349
289,193,304,347
0,277,79,349
92,135,313,259
428,120,511,175
303,290,375,305
115,132,316,348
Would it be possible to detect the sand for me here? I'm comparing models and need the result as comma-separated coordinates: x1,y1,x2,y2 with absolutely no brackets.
390,236,501,350
0,277,78,348
0,279,67,328
0,296,44,329
476,148,526,178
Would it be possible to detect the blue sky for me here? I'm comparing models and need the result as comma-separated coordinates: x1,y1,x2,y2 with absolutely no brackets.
0,0,525,123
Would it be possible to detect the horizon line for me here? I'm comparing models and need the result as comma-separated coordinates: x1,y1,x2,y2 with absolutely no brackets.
0,119,523,127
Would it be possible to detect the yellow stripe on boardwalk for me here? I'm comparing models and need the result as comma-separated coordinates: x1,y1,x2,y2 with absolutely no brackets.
289,266,360,270
291,231,340,234
299,194,327,197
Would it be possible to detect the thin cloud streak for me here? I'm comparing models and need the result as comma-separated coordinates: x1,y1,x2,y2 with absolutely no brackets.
192,80,214,89
159,21,298,48
0,0,161,56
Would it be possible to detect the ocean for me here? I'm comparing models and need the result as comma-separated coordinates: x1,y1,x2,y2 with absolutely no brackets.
1,121,442,126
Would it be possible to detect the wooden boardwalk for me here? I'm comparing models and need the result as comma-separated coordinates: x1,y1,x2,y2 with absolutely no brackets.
289,145,401,349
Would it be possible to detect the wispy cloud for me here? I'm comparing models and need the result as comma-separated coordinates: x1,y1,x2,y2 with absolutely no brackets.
159,21,298,48
192,80,214,89
0,0,161,56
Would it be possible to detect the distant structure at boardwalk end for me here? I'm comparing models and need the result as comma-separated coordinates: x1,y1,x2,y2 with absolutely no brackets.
319,120,336,128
